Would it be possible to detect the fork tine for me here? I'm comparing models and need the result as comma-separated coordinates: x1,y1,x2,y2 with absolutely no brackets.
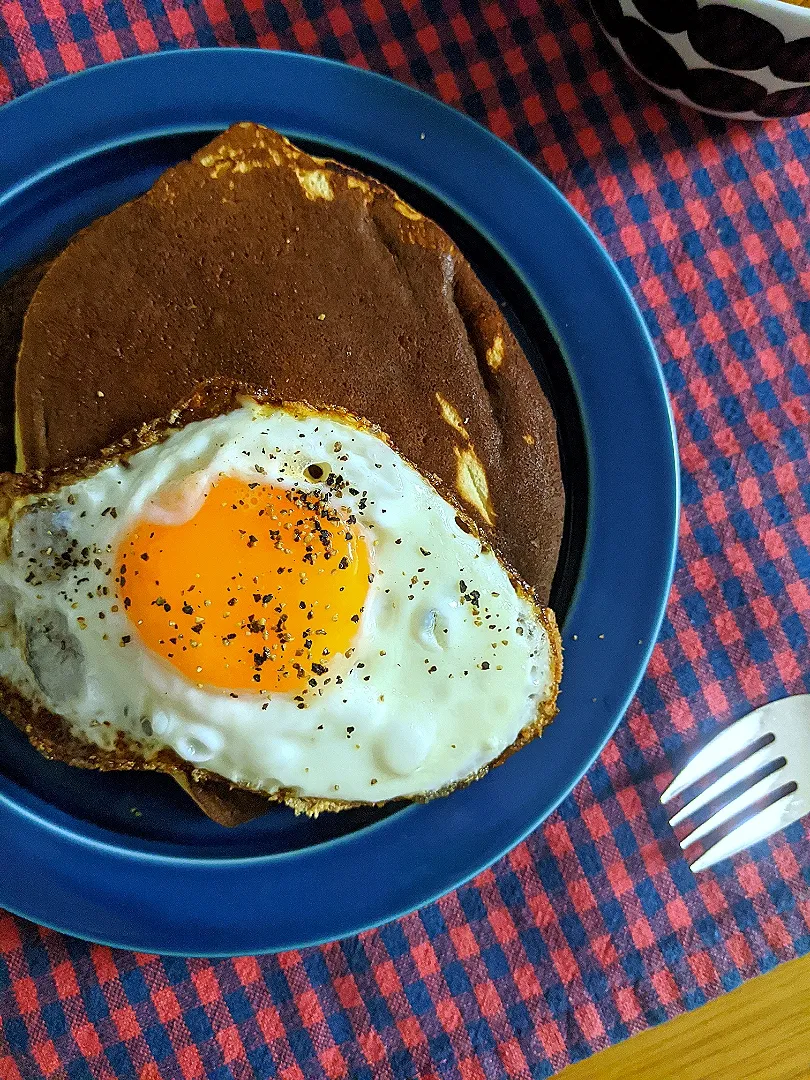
668,743,783,827
678,764,788,848
660,710,770,804
689,790,801,873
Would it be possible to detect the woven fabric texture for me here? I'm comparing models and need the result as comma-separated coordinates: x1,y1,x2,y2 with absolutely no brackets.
1,0,810,1076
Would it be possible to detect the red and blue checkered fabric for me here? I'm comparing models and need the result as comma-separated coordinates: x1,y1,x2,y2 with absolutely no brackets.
2,0,810,1075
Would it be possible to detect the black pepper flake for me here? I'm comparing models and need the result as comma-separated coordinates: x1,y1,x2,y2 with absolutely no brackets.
481,661,490,670
140,553,149,561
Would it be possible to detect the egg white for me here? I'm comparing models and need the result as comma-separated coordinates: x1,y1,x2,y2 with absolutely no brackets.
0,401,558,803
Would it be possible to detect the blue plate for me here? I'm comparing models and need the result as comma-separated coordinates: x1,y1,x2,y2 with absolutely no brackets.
0,50,678,955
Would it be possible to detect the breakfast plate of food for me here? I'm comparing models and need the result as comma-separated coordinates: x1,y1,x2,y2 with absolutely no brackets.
0,49,677,954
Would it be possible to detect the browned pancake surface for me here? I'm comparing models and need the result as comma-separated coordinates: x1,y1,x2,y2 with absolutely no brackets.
17,123,564,604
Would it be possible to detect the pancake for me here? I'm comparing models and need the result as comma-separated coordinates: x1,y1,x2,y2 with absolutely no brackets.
11,124,565,823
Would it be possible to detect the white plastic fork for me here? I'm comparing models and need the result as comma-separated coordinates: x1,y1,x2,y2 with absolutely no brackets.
661,695,810,873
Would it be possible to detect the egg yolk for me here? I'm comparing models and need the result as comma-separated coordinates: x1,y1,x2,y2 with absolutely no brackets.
116,476,370,693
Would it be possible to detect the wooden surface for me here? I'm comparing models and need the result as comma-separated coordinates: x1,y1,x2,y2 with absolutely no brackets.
559,952,810,1080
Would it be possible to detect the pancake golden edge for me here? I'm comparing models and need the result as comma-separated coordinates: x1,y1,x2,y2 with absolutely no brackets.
0,385,563,816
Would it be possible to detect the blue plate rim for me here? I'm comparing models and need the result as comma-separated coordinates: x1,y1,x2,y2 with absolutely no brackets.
0,49,678,955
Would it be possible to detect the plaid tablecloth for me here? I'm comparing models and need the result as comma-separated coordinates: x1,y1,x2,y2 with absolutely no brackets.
2,0,810,1075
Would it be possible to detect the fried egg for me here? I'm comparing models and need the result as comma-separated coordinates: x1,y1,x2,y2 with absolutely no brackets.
0,400,561,805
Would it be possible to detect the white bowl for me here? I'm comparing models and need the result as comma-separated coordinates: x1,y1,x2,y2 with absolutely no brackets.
589,0,810,119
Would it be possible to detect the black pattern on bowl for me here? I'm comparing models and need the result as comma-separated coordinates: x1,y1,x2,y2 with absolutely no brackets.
633,0,698,34
618,17,689,88
683,68,768,111
770,36,810,81
687,5,784,70
758,84,810,114
589,0,810,119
